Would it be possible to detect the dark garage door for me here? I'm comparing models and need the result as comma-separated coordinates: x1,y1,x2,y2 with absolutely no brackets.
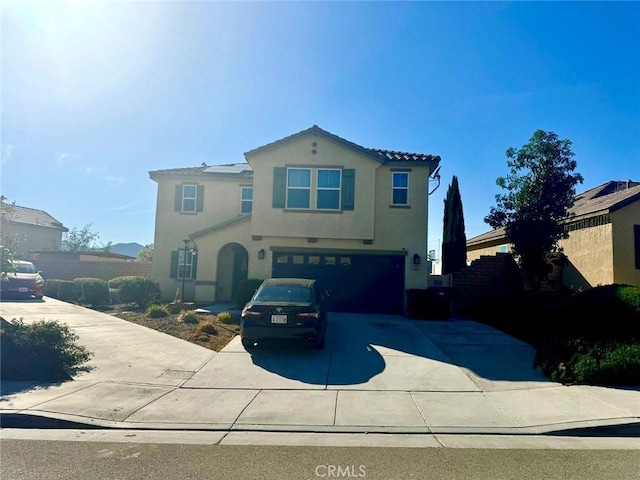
272,252,405,314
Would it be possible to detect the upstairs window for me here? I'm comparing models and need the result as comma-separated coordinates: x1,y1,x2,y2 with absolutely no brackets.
273,167,354,211
182,185,197,212
241,187,253,213
174,184,204,213
317,169,341,210
392,172,409,205
286,168,311,209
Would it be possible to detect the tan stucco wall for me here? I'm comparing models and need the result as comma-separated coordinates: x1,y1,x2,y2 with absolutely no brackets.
153,131,437,301
246,134,433,290
467,243,511,262
152,175,252,300
611,202,640,286
467,225,616,289
558,224,614,288
5,223,63,258
191,219,252,303
247,134,377,240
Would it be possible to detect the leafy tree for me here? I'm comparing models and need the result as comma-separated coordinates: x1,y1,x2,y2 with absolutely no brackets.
63,224,101,253
442,176,467,274
137,243,154,263
485,130,583,290
0,196,22,273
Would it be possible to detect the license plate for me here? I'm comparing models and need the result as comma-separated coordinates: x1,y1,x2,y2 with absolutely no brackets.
18,287,28,293
271,314,288,324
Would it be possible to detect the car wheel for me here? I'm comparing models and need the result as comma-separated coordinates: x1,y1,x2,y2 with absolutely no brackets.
241,338,255,350
34,294,43,300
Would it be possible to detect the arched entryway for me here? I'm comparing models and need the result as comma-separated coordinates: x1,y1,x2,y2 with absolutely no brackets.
215,243,249,303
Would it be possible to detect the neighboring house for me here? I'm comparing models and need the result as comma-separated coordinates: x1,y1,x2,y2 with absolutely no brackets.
149,125,441,313
467,180,640,289
0,204,68,258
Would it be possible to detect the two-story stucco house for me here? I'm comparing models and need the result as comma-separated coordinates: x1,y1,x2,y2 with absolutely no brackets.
149,125,441,314
0,203,68,258
467,180,640,289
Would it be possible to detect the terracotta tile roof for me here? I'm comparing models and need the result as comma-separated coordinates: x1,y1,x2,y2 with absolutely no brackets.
150,127,440,179
5,205,68,231
467,180,640,248
244,125,441,165
369,149,441,163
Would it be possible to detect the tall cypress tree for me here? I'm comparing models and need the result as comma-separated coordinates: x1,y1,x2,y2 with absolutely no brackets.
442,176,467,274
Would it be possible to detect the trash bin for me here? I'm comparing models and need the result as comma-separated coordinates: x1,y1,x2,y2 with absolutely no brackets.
426,286,452,319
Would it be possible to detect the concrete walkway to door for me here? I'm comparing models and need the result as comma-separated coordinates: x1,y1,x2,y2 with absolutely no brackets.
1,298,638,448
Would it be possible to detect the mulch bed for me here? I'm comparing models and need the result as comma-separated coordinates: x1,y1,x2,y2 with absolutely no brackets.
104,304,240,352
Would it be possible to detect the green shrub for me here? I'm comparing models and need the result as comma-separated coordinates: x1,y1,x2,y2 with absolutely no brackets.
74,278,110,307
535,337,640,386
146,304,169,318
217,311,235,324
197,322,218,335
167,302,183,314
44,279,62,299
572,343,640,386
234,278,264,309
178,310,199,324
57,280,79,303
569,284,640,340
109,276,160,309
1,317,92,381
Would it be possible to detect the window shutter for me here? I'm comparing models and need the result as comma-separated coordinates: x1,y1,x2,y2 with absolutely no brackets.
196,185,204,212
191,253,198,279
341,169,355,210
174,185,182,212
170,251,179,278
272,167,286,208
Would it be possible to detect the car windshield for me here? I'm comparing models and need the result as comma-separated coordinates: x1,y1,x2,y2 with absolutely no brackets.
255,286,312,303
13,263,37,274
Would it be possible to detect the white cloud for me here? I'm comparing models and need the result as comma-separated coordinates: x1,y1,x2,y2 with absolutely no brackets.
104,175,127,190
107,200,142,212
2,144,15,165
53,152,77,170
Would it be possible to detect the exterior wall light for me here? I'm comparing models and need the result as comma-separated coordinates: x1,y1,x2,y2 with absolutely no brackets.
258,248,266,260
413,254,421,265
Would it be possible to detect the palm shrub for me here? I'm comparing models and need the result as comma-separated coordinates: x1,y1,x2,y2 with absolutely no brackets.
217,311,235,324
1,317,92,381
178,310,199,324
146,304,169,318
74,278,110,307
197,322,218,335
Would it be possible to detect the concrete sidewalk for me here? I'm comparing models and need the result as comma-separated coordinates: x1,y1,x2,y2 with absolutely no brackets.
1,298,639,447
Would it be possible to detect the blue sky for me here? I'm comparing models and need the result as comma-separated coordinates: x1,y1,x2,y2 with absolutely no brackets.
2,1,639,257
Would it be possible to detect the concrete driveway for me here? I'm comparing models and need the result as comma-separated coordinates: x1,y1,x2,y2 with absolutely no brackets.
1,297,639,442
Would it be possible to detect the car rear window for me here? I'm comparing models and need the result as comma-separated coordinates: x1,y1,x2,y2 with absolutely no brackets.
255,286,312,302
14,263,37,274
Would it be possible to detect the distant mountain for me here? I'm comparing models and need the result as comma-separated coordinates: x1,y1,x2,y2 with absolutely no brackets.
110,242,145,258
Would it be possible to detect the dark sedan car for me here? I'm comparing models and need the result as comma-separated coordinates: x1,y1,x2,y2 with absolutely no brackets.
240,278,327,350
1,260,45,300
